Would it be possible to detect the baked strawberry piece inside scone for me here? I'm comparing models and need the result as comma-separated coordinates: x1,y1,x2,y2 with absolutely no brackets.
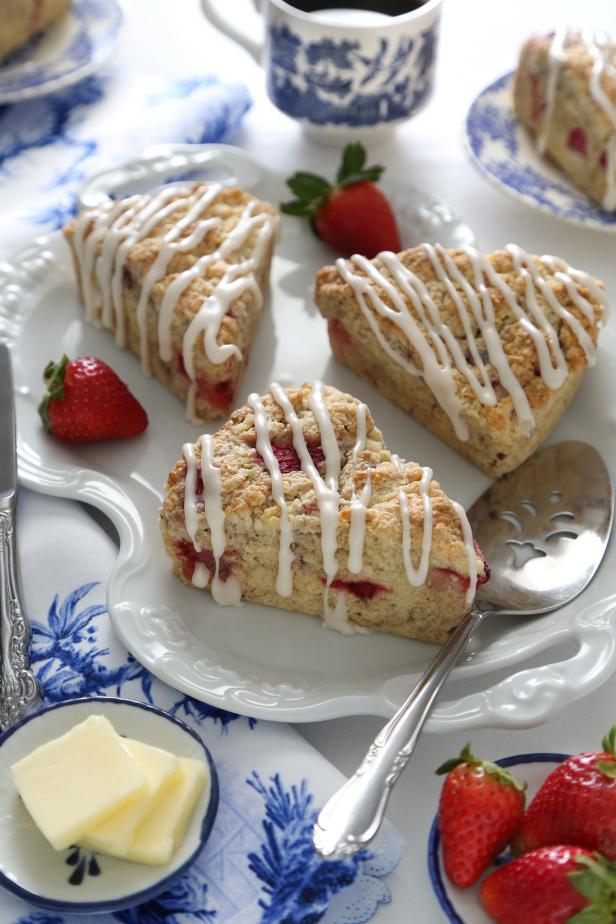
64,182,278,423
160,382,488,643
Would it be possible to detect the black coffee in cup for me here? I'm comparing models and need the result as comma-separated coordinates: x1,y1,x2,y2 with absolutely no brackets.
286,1,426,15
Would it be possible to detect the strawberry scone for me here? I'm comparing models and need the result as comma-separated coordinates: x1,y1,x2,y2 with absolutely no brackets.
160,382,488,643
514,30,616,210
64,183,278,422
315,244,607,477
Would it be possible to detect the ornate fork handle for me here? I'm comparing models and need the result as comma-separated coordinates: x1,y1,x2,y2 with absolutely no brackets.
0,499,38,730
313,606,486,860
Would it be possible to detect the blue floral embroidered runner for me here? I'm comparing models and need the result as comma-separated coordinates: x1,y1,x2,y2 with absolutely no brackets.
0,70,251,254
5,489,401,923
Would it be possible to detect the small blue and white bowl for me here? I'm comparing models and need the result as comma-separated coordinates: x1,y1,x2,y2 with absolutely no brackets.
0,697,219,913
428,753,568,923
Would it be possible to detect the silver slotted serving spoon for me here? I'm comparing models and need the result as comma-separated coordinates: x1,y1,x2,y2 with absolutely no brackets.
313,441,614,860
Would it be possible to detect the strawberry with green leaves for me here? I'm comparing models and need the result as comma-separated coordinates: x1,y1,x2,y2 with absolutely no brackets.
38,355,148,443
514,728,616,860
480,846,616,924
281,142,401,258
436,744,526,888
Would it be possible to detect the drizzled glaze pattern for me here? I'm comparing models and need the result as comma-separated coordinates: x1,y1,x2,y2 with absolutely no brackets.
69,183,277,421
336,244,606,440
178,384,480,635
539,29,616,210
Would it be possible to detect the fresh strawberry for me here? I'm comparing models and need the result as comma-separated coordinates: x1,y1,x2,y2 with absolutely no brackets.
436,744,526,888
38,355,148,442
513,728,616,859
480,846,616,924
281,142,401,258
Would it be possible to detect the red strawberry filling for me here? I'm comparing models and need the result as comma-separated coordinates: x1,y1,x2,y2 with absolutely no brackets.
327,318,353,351
175,348,189,381
256,442,325,474
323,577,389,600
599,149,608,169
198,377,236,412
429,545,490,596
175,539,235,583
568,127,588,157
529,72,545,124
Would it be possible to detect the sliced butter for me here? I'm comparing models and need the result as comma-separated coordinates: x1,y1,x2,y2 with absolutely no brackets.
79,738,180,858
11,715,148,851
127,756,209,865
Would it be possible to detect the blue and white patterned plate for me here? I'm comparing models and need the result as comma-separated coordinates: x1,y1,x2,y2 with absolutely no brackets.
0,0,125,104
0,697,219,913
427,752,568,923
465,71,616,233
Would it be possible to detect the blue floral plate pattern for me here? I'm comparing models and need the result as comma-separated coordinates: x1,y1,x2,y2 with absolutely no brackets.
0,0,125,104
465,71,616,232
427,753,569,923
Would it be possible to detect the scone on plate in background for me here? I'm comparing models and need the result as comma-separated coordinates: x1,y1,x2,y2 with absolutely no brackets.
64,183,278,422
315,245,607,478
514,30,616,211
0,0,71,59
160,382,488,644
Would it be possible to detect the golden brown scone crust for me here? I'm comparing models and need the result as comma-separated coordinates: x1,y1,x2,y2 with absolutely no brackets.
64,183,278,421
160,383,487,644
315,246,605,477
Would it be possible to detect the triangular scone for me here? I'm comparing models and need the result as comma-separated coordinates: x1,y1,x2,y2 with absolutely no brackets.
315,245,607,477
64,183,278,422
160,383,488,644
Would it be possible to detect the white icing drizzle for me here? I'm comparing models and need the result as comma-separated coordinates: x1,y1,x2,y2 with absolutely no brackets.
248,392,294,597
399,467,433,586
351,402,367,462
192,563,210,588
198,434,242,606
539,29,616,209
452,501,478,604
538,26,568,153
182,441,201,552
135,184,224,374
348,472,372,574
337,243,603,439
269,382,357,633
71,185,278,418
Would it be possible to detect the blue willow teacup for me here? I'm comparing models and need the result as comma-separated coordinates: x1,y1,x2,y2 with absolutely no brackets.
201,0,443,142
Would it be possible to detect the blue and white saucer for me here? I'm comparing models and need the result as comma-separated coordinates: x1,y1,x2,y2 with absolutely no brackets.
465,71,616,233
0,0,125,104
427,752,568,923
0,697,219,913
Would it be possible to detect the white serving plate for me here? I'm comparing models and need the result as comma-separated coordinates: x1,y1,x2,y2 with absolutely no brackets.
465,72,616,232
0,0,125,104
0,697,218,913
3,145,616,726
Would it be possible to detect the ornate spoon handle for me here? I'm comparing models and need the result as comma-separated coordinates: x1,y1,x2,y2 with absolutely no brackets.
0,497,38,730
313,606,485,860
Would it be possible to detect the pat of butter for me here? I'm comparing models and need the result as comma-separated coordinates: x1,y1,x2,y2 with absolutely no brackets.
11,715,148,851
79,739,180,859
127,756,209,865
